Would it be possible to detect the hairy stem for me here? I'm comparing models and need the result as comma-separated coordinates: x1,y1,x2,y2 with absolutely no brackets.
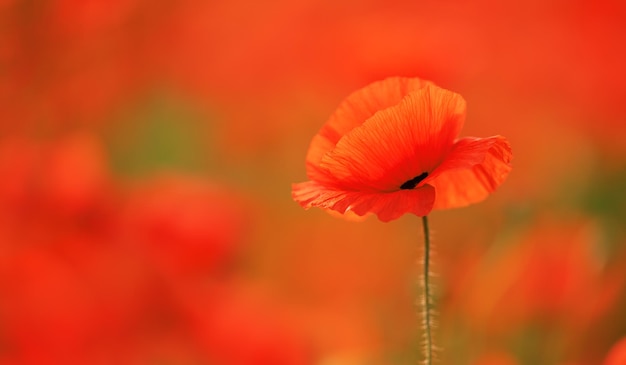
421,215,433,365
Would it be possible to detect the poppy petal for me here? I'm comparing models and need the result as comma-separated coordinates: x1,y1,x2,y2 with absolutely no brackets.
605,337,626,365
292,181,435,222
319,84,466,192
427,135,512,209
305,77,430,183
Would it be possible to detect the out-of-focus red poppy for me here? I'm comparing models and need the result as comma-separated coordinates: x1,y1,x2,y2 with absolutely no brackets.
292,77,512,222
39,132,113,217
0,247,98,364
450,219,626,335
0,232,156,365
179,284,313,365
122,174,250,278
0,132,117,251
0,132,273,364
604,337,626,365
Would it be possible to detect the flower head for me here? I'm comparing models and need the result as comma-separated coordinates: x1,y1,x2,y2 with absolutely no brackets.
292,77,512,222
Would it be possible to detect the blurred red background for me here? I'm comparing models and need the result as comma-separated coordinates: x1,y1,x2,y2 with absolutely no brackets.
1,0,626,364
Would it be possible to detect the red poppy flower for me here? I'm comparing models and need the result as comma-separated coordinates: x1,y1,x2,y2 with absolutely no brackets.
292,77,512,222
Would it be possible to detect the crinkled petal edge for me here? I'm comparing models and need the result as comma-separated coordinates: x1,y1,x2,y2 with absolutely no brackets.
292,181,435,222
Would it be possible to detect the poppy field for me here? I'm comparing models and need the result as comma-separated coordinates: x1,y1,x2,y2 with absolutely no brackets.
1,1,626,364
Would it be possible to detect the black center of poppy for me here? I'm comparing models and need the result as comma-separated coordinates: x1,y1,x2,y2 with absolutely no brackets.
400,172,429,190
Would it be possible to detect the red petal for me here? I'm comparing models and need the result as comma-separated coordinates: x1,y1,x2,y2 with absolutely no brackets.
319,84,466,192
426,135,512,210
605,337,626,365
292,181,435,222
305,77,430,183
